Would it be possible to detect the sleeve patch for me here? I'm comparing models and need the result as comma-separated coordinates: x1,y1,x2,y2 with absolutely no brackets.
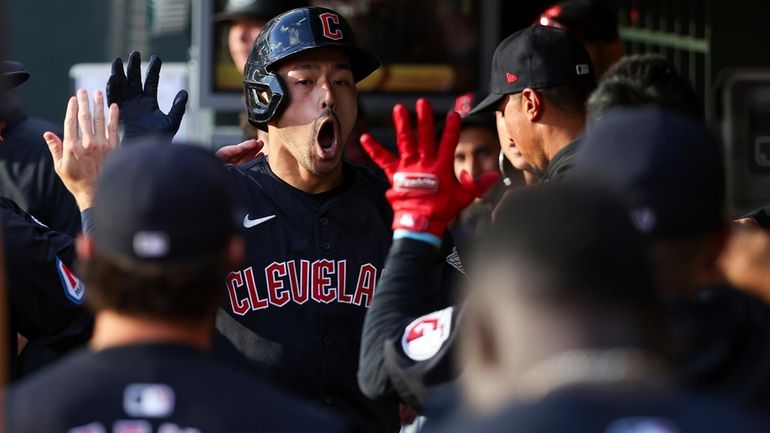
401,306,454,361
56,257,86,304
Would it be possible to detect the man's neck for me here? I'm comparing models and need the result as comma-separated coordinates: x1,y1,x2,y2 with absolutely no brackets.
89,310,212,352
542,115,585,162
267,148,345,194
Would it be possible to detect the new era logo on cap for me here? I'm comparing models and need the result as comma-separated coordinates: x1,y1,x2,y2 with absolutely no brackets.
506,72,518,83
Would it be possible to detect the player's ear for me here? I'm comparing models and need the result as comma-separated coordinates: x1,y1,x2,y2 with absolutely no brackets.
520,88,542,122
75,234,95,261
226,235,246,268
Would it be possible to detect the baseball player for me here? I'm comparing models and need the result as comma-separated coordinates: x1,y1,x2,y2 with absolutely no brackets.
424,182,770,433
357,98,499,412
574,106,770,412
0,61,81,235
10,98,345,432
470,24,596,183
1,68,91,381
51,6,463,433
448,92,509,250
214,0,308,146
538,0,623,77
355,23,599,412
215,0,307,74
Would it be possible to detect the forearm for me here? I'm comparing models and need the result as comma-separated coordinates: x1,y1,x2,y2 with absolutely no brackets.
358,237,445,400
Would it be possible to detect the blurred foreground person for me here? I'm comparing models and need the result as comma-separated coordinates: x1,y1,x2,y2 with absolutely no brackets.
435,183,770,433
8,94,343,432
575,107,770,411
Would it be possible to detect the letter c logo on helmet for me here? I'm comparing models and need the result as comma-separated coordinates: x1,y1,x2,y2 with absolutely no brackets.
242,6,381,131
319,12,343,40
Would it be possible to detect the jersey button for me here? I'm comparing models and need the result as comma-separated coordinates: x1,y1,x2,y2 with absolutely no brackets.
322,242,331,251
320,216,329,226
324,395,334,405
324,336,334,345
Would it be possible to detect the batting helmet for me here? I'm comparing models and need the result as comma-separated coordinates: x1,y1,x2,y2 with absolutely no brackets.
243,7,381,130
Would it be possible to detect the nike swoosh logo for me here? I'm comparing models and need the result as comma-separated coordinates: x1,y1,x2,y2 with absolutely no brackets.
243,214,276,228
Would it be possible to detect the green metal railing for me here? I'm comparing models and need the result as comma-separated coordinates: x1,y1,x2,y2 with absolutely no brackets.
616,0,712,120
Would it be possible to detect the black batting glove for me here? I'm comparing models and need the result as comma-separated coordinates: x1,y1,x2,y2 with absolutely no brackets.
106,51,188,142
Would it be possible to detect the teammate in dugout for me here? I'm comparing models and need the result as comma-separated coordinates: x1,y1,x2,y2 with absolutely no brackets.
51,6,465,433
10,98,345,431
0,66,92,381
356,24,597,411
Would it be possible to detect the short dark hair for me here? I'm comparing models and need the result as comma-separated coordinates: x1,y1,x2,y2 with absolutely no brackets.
470,182,653,307
78,251,230,322
586,53,702,122
538,84,594,116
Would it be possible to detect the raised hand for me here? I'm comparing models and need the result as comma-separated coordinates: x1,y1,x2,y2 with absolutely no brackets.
215,139,265,164
106,51,188,141
360,98,500,239
44,89,119,211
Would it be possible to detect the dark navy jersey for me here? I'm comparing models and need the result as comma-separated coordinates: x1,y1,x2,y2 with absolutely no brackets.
424,384,770,433
542,137,581,184
358,238,462,410
7,343,346,433
2,195,92,380
669,284,770,411
0,101,81,236
215,157,398,433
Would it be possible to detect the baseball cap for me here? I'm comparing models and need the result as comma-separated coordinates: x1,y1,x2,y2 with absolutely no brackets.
538,0,619,43
574,107,725,238
470,25,596,115
454,92,497,130
1,61,30,90
215,0,307,23
92,142,239,262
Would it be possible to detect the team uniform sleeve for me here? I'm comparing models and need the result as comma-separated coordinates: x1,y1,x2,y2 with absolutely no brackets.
358,236,462,409
2,197,92,378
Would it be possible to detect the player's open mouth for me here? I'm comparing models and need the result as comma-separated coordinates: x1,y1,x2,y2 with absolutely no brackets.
315,117,339,160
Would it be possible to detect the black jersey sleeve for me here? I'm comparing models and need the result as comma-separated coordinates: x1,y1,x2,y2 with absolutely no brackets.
358,237,462,409
2,197,92,379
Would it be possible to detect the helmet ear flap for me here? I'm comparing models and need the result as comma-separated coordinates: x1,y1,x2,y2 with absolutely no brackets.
244,72,285,131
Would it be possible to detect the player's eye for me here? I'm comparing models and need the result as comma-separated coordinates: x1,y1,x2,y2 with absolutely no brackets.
334,79,352,86
296,79,312,86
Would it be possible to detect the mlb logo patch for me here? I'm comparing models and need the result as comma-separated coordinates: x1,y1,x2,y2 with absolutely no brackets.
605,417,681,433
114,420,152,433
124,383,175,418
576,64,591,75
631,206,657,234
56,257,85,304
402,306,454,361
68,422,106,433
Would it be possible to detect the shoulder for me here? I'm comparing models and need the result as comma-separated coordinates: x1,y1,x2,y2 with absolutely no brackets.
199,357,346,430
8,349,93,406
543,137,582,183
348,161,389,193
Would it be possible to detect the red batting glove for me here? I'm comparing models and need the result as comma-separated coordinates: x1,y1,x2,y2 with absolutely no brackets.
360,98,501,238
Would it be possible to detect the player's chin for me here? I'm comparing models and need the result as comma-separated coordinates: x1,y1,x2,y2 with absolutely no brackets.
309,154,344,176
